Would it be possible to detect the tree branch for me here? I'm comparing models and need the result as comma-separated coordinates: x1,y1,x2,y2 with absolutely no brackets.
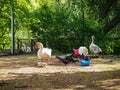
100,0,117,19
103,12,120,33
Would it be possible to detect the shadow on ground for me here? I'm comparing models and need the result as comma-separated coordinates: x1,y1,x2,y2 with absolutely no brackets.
0,55,120,90
0,70,120,90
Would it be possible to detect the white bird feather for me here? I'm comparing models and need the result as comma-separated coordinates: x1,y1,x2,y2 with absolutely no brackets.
89,35,102,55
78,46,88,56
35,42,52,61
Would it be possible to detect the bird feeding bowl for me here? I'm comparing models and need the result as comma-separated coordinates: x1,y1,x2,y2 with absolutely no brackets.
73,49,80,57
79,59,90,66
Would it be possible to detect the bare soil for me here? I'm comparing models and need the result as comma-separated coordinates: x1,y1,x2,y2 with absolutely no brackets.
0,54,120,90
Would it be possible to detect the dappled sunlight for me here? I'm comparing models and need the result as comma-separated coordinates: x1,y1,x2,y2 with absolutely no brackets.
95,79,120,90
91,63,120,71
0,55,120,89
0,55,120,75
0,55,37,61
0,70,120,90
71,85,87,90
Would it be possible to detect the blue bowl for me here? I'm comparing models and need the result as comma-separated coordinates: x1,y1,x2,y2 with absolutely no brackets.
80,59,90,66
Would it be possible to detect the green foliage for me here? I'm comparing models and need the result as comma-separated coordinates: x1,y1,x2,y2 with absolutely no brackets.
0,0,119,55
29,1,104,54
52,49,63,55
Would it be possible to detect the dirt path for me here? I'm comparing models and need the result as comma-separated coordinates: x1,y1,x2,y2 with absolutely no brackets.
0,55,119,75
0,55,120,90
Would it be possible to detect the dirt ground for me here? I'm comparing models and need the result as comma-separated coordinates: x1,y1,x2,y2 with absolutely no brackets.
0,54,120,90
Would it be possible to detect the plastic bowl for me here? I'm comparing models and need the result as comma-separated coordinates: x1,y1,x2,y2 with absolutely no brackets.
79,59,90,66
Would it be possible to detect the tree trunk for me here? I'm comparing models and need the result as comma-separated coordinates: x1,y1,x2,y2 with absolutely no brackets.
100,0,117,19
103,12,120,34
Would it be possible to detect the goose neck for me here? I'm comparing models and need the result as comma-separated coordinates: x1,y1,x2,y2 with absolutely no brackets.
91,37,94,44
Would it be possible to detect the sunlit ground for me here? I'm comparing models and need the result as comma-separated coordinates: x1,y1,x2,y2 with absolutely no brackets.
0,54,120,90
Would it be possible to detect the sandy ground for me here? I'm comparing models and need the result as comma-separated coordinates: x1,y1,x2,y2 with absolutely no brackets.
0,54,120,90
0,55,120,76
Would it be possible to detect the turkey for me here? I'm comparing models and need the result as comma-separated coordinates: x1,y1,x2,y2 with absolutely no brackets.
35,42,52,66
89,35,102,56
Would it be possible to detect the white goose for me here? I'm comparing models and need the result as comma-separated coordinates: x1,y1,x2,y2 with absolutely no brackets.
89,35,102,56
35,42,52,65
